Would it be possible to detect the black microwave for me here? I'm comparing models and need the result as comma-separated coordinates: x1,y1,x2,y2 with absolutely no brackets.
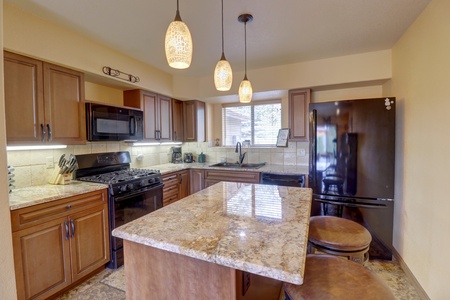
86,102,144,142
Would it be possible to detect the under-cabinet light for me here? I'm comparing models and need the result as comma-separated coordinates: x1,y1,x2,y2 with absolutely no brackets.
6,145,68,151
132,142,162,146
160,142,183,145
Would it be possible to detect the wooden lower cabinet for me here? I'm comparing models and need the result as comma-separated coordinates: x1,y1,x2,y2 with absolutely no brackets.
11,189,109,300
162,170,190,206
190,169,205,194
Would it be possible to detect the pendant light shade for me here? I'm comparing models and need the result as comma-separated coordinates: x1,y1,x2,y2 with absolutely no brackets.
165,0,192,69
214,0,232,91
239,76,253,103
238,14,253,103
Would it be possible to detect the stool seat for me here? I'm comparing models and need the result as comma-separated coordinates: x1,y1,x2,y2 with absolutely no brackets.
284,255,395,300
308,216,372,263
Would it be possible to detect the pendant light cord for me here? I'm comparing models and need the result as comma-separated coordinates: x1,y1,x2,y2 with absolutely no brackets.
244,20,247,79
221,0,224,54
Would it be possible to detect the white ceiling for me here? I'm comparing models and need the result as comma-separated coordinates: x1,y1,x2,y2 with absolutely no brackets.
6,0,430,79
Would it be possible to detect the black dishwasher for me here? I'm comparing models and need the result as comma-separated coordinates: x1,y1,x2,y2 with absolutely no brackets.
260,173,305,187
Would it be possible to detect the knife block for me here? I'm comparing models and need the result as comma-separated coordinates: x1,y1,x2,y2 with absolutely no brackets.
48,167,73,185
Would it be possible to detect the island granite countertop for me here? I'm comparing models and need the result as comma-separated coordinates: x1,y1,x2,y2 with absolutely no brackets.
113,181,312,285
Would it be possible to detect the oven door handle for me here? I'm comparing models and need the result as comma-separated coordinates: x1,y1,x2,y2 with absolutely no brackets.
113,184,164,202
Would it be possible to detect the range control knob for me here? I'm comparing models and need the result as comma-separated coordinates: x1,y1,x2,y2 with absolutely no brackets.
140,179,148,187
127,183,134,190
120,185,127,192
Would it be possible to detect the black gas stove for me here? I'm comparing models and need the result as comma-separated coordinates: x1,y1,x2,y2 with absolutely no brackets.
77,168,162,195
74,151,164,269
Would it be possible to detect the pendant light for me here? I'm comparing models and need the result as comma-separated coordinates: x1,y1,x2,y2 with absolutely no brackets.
214,0,232,91
165,0,193,69
238,14,253,103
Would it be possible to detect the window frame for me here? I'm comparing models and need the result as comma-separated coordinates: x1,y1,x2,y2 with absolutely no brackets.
221,100,282,147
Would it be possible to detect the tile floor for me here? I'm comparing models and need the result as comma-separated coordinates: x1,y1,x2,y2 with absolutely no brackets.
56,258,422,300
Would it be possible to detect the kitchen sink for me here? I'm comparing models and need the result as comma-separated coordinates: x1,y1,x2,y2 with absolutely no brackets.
209,162,266,169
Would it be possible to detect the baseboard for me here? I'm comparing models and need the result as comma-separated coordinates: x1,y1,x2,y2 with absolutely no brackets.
392,248,430,300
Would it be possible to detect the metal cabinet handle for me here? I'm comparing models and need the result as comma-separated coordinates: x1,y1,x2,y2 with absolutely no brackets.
70,219,75,238
64,221,69,240
174,131,177,140
179,173,182,184
41,124,45,142
47,124,52,141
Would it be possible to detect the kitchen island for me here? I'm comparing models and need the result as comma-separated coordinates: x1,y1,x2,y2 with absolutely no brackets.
112,182,312,299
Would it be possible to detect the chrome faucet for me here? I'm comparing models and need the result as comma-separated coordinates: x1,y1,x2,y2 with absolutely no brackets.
235,142,246,165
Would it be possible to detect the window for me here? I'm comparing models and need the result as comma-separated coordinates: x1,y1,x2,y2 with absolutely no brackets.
222,101,281,146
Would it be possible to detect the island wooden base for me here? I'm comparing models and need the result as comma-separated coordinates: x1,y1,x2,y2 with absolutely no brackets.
123,240,283,300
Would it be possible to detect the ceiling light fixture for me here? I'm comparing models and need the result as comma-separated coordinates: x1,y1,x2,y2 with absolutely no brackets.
165,0,193,69
238,14,253,103
214,0,232,91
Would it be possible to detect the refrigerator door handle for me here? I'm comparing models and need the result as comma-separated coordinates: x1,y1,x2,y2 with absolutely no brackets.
315,198,388,209
309,109,317,189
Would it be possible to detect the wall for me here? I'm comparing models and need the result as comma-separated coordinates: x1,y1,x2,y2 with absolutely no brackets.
3,3,173,97
383,0,450,298
174,50,391,101
0,1,18,298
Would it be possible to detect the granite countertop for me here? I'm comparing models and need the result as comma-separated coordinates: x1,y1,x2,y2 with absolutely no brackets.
154,162,309,176
113,182,312,285
9,181,108,210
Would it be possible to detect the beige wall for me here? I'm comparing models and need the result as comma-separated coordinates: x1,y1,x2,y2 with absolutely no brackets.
3,3,173,97
383,0,450,298
0,1,18,299
85,82,123,106
175,50,391,102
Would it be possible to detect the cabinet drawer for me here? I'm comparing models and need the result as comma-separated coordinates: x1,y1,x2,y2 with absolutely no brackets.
163,189,179,206
204,170,260,183
11,189,107,232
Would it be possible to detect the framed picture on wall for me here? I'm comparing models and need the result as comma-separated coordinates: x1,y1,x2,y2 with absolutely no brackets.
276,128,290,147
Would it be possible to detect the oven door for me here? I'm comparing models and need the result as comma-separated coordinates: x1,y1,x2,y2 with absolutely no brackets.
110,185,163,251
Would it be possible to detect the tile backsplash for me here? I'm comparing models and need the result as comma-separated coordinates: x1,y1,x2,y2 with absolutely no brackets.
7,141,309,189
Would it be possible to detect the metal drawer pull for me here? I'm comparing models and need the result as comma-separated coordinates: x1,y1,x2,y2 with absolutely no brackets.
64,221,69,240
70,220,75,238
66,204,72,209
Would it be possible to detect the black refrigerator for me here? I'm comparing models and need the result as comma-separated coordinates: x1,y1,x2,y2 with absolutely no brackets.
309,97,395,260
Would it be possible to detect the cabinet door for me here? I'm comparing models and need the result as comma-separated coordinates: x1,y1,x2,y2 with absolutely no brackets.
179,170,190,199
141,91,158,140
190,169,205,194
288,89,311,141
183,100,205,142
158,95,172,141
43,63,86,144
4,51,45,144
172,99,184,142
12,217,71,300
69,204,110,282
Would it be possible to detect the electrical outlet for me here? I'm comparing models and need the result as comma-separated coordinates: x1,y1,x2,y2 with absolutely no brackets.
46,156,54,169
299,148,306,157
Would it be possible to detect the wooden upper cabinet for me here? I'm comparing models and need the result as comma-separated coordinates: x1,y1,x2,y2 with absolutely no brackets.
183,100,205,142
43,63,86,144
4,52,44,143
124,89,172,142
172,99,184,142
4,51,86,145
288,88,311,142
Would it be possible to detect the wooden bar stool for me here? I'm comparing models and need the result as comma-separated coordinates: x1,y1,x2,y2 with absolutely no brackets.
284,255,395,300
308,216,371,264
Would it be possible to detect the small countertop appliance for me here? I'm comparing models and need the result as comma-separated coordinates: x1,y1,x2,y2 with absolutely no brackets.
184,153,194,163
171,146,183,164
